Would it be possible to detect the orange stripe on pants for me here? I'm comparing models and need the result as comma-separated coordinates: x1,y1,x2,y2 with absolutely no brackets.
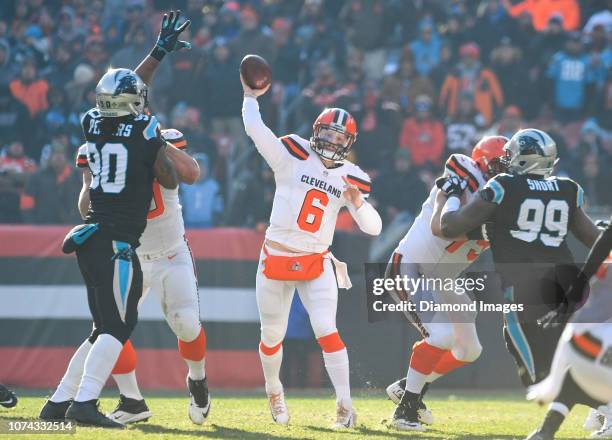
112,340,137,374
409,340,447,375
317,332,346,353
178,327,206,361
432,351,467,375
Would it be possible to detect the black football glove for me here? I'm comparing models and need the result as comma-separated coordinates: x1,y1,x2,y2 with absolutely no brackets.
435,175,468,198
537,303,570,330
152,10,191,60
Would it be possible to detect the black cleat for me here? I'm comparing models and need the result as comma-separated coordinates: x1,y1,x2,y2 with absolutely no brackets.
389,395,425,432
40,400,71,420
65,400,125,428
187,377,211,424
0,385,17,408
107,395,152,424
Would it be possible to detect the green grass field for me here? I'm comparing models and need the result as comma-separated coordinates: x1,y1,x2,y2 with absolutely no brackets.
0,390,591,439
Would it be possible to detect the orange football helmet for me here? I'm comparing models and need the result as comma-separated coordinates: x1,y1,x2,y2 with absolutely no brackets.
310,108,357,161
472,135,508,177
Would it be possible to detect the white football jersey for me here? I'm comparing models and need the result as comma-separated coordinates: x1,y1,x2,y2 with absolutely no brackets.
137,180,186,256
243,97,373,254
395,154,489,279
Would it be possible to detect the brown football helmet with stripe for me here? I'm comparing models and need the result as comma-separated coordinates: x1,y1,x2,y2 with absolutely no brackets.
471,135,508,178
310,108,357,161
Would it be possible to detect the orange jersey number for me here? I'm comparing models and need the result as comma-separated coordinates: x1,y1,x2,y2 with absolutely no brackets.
297,189,329,233
445,239,489,261
147,181,165,219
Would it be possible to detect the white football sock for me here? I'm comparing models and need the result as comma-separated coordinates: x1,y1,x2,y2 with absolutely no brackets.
323,348,351,408
75,334,123,402
112,371,143,401
405,368,428,395
50,339,92,403
185,358,206,381
259,346,283,395
427,372,443,383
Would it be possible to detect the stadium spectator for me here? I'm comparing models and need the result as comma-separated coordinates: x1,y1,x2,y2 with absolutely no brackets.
381,54,436,115
0,140,37,223
445,91,485,155
399,95,445,167
485,105,524,139
490,37,532,116
9,58,49,118
339,0,390,81
578,152,612,208
372,148,428,225
503,0,580,31
301,62,351,121
473,0,516,57
546,32,595,121
409,20,441,77
181,153,224,228
0,84,31,149
229,6,276,64
20,143,80,224
439,42,504,126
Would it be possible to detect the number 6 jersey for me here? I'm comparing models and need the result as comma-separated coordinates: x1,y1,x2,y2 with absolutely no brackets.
242,97,381,253
77,108,165,245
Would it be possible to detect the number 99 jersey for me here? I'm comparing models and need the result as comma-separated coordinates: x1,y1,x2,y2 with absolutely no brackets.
77,108,165,245
480,173,584,265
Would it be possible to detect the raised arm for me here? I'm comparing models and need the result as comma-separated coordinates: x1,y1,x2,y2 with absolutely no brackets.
153,144,179,189
165,142,200,184
240,74,289,171
134,10,191,85
78,169,92,220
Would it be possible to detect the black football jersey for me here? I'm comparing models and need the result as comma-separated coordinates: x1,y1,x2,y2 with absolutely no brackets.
480,172,584,267
77,108,164,244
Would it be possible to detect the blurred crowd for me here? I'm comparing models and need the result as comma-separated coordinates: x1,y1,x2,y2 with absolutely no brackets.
0,0,610,229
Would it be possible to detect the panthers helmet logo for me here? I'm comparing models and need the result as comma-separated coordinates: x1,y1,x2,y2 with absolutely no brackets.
113,73,138,96
517,135,545,156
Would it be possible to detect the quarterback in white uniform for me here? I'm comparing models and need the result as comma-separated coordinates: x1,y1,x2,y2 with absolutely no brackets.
105,129,211,426
241,75,382,429
385,137,507,431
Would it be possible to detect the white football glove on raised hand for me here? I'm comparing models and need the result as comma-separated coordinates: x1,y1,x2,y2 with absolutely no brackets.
435,175,468,198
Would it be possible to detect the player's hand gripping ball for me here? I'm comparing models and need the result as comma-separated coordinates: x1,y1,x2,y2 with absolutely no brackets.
240,54,272,90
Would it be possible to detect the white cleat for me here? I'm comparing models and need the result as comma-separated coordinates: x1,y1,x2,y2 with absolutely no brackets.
389,418,426,432
592,405,612,438
107,395,152,424
267,391,289,425
585,408,605,432
332,402,356,429
187,377,211,425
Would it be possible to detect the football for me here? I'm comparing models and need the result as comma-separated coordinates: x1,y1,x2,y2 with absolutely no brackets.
240,54,272,90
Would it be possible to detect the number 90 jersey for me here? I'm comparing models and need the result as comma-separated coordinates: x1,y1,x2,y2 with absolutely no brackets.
77,108,164,245
480,173,584,265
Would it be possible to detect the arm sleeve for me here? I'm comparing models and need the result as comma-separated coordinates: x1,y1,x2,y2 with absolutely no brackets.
347,201,382,236
242,96,285,171
76,144,88,168
142,116,165,168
